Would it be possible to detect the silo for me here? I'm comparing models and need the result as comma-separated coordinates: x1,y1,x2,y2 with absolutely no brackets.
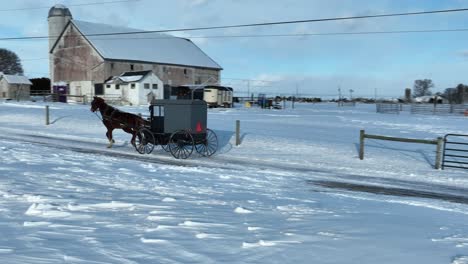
405,88,411,102
48,5,72,86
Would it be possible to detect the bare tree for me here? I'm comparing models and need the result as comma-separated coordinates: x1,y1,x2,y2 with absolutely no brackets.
413,79,434,97
0,48,23,75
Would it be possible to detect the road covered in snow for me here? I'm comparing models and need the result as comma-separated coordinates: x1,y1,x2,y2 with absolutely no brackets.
0,100,467,263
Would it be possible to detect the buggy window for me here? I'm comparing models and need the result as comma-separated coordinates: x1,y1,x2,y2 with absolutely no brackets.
154,106,164,117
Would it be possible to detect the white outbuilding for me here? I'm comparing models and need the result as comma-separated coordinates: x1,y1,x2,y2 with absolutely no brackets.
0,72,32,100
104,71,164,105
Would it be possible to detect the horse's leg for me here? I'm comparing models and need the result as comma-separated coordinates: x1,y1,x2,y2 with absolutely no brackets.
131,130,137,146
123,127,136,146
106,127,114,148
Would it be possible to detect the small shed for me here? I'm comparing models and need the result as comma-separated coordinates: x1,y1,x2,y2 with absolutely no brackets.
105,71,164,105
0,72,32,100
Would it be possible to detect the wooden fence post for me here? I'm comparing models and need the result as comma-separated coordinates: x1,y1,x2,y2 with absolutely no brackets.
45,105,50,125
235,120,241,146
435,137,443,169
359,129,365,160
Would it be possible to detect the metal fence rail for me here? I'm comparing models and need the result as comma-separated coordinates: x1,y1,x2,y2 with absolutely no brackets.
442,134,468,170
376,103,400,114
410,104,468,115
339,102,356,107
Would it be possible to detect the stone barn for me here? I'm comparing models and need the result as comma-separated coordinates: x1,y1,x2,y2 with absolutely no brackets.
48,5,222,104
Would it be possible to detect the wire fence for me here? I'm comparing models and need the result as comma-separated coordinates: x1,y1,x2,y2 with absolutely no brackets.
338,101,356,107
410,104,468,115
377,103,468,116
376,103,401,114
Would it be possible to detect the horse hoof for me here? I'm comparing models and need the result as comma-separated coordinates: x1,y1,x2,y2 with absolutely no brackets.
112,139,115,143
107,145,112,148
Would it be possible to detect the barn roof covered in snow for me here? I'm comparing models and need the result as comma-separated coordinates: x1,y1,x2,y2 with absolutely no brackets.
67,20,222,70
0,73,32,85
105,71,153,84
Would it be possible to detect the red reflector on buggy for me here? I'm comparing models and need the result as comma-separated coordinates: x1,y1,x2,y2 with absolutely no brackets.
196,122,203,132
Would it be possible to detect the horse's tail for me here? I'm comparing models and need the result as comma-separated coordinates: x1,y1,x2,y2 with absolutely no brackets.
135,115,149,129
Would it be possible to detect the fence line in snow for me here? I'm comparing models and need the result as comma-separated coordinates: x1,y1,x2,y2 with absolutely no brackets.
359,129,444,170
376,103,468,116
376,103,401,114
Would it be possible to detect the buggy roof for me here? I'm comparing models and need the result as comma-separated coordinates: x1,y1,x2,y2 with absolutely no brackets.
150,99,206,106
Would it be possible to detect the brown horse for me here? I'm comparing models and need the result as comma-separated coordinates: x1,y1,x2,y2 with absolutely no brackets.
90,96,148,148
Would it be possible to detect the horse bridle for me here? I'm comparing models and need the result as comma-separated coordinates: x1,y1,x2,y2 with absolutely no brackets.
91,99,106,121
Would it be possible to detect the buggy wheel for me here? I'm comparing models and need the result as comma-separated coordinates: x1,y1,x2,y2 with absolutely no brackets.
168,130,194,159
195,129,218,157
135,127,156,154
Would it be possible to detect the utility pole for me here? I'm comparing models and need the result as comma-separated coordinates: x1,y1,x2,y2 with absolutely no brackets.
338,85,342,106
349,89,354,101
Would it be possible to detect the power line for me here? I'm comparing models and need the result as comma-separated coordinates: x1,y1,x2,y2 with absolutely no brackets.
223,77,277,83
8,28,468,43
21,58,49,61
0,0,140,12
1,7,468,41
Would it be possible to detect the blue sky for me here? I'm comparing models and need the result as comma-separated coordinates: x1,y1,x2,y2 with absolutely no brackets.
1,0,468,98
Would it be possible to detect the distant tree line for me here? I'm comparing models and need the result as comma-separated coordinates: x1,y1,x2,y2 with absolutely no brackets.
412,79,434,97
444,84,468,104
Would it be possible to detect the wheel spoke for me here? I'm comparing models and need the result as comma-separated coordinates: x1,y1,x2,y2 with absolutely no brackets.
195,129,218,157
169,130,194,159
134,128,155,155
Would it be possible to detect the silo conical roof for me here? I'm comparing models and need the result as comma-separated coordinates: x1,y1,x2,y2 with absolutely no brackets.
48,4,72,18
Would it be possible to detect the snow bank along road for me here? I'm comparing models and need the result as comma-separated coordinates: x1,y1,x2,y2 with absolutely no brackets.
0,101,467,263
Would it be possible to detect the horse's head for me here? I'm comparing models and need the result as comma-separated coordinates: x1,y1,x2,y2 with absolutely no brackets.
90,96,105,112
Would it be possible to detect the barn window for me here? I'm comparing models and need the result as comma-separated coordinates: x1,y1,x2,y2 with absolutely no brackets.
184,69,188,75
144,83,150,89
130,64,134,71
116,85,120,90
110,63,114,70
106,85,111,88
131,83,136,89
152,84,158,89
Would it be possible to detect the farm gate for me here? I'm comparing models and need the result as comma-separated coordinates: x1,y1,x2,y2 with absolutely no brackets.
442,134,468,170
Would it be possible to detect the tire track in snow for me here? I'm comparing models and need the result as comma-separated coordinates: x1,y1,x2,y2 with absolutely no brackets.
311,180,468,205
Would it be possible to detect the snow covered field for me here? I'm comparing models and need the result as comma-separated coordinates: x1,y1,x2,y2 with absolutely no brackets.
0,100,467,263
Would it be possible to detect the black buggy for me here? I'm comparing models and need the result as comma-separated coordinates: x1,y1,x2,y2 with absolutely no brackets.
134,100,218,159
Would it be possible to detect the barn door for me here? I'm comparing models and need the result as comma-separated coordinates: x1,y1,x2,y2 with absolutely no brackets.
74,86,82,96
94,84,104,95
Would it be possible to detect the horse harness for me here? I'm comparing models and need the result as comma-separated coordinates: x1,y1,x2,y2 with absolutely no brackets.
99,104,136,129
